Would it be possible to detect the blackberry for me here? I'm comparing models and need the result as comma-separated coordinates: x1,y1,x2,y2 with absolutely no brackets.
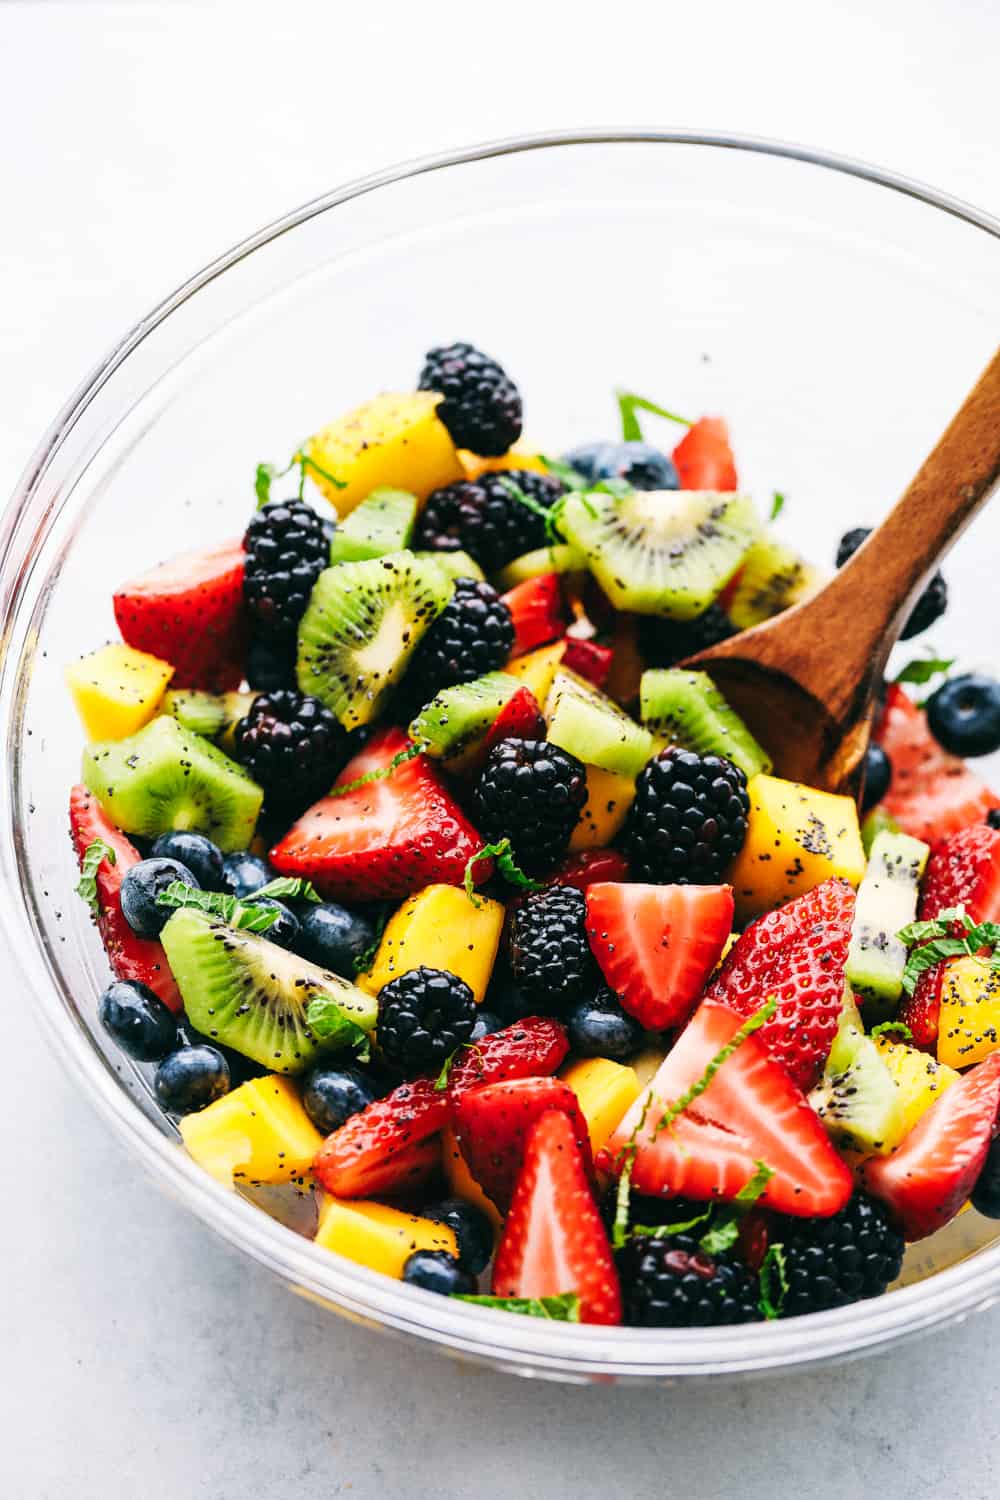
233,689,350,816
243,498,330,640
625,746,749,883
508,885,599,1014
836,526,947,640
771,1191,904,1317
638,602,737,668
617,1231,763,1328
405,576,514,707
245,633,296,692
474,737,587,872
413,470,566,571
418,342,522,457
860,742,892,812
987,809,1000,830
376,966,478,1073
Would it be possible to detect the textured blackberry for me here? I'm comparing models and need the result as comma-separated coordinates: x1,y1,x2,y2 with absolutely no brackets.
771,1192,905,1317
836,526,947,640
376,965,478,1074
243,498,330,640
418,342,522,457
618,1231,763,1327
405,577,514,706
475,737,587,872
508,884,599,1014
245,634,297,692
638,602,737,668
625,746,749,883
233,689,349,815
413,470,566,570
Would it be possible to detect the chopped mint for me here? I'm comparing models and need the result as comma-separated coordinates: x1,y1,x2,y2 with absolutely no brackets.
759,1242,788,1320
75,838,117,917
769,492,786,522
433,1042,484,1092
254,876,321,905
154,881,282,934
298,452,347,493
329,743,421,800
898,905,1000,995
697,1161,775,1255
304,996,371,1060
457,1292,580,1322
632,1207,713,1240
500,476,568,546
894,655,955,690
870,1021,914,1043
615,390,692,443
539,455,590,491
255,461,288,508
463,838,544,907
254,448,346,509
352,906,389,977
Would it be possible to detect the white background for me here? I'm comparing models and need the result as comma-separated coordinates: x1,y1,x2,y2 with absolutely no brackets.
2,2,999,1496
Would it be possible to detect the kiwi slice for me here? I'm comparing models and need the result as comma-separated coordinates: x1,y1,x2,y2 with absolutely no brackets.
494,544,587,590
558,488,758,617
297,551,452,729
410,671,520,760
809,1001,906,1155
847,829,930,1015
544,669,653,777
639,668,772,780
82,715,263,851
414,549,485,583
860,805,901,857
160,908,377,1073
727,533,825,629
161,688,254,746
329,487,418,565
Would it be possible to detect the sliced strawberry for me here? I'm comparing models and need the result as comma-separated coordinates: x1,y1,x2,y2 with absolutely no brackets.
113,539,247,691
501,573,567,659
585,882,733,1031
270,727,491,901
560,637,613,690
446,1017,569,1106
877,684,1000,844
862,1051,1000,1239
456,687,545,780
705,877,854,1091
492,1109,622,1324
543,848,632,893
452,1076,593,1212
672,417,738,491
599,1000,853,1217
69,785,182,1013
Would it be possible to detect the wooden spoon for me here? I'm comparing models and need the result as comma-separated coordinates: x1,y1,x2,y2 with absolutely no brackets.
683,345,1000,795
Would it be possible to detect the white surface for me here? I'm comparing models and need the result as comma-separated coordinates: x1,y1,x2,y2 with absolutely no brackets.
2,2,999,1495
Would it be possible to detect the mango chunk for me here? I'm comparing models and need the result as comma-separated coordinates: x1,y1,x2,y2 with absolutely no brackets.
936,957,1000,1070
561,1057,642,1155
874,1034,960,1136
502,640,566,706
66,643,173,740
460,444,549,480
180,1075,323,1188
442,1126,503,1229
315,1197,458,1279
303,391,464,515
727,773,865,919
569,765,635,851
360,884,503,1003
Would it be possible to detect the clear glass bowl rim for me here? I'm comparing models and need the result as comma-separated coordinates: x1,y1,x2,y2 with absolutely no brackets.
4,128,1000,1383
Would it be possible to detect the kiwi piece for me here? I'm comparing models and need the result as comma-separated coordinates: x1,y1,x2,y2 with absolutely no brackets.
82,715,263,852
558,488,758,617
414,549,485,583
410,671,521,760
639,668,772,779
494,544,587,590
329,487,418,565
860,805,901,857
727,533,826,629
160,908,377,1073
847,829,930,1015
296,550,452,729
161,688,254,746
544,669,653,777
809,1003,906,1155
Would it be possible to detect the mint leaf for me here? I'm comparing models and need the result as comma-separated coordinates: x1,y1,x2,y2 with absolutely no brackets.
870,1021,914,1042
615,390,692,443
457,1292,580,1322
901,938,971,995
695,1161,774,1255
329,743,422,800
632,1208,714,1240
154,881,282,933
759,1242,788,1320
75,838,116,917
463,838,544,907
298,452,347,492
352,905,389,977
304,996,371,1060
255,876,321,905
500,476,567,546
255,461,287,508
434,1042,484,1092
539,455,590,491
769,492,786,522
893,655,955,689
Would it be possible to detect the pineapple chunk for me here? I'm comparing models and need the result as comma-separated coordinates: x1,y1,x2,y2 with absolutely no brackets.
66,643,173,740
180,1075,323,1188
727,773,866,919
460,444,549,480
569,766,635,851
303,392,464,515
442,1126,502,1229
359,884,503,1003
936,957,1000,1069
502,640,566,705
315,1197,458,1279
873,1034,960,1136
561,1057,642,1155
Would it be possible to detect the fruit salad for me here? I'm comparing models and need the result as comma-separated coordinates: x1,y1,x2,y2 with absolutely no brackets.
66,342,1000,1329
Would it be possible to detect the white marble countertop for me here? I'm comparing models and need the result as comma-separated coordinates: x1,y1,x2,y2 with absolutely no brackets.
2,3,999,1495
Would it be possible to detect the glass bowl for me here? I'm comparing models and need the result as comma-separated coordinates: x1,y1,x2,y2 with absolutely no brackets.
3,131,1000,1385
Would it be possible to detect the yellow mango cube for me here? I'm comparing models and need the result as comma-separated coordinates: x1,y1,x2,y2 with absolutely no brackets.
874,1034,960,1136
180,1075,323,1188
442,1126,502,1229
936,957,1000,1070
66,643,173,740
502,640,566,705
360,884,503,1003
569,766,635,851
303,392,464,516
459,444,549,481
561,1057,642,1155
727,773,866,919
315,1197,458,1279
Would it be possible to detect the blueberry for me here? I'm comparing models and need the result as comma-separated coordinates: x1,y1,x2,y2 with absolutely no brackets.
484,961,533,1023
987,809,1000,830
402,1250,476,1296
424,1198,495,1275
470,1009,504,1041
567,989,644,1060
926,674,1000,758
972,1136,1000,1218
295,901,377,977
98,979,178,1062
836,528,947,639
120,857,200,938
151,831,224,889
591,441,678,491
154,1045,230,1114
221,850,273,899
250,897,300,950
301,1064,377,1134
861,743,893,812
176,1020,265,1086
561,441,614,482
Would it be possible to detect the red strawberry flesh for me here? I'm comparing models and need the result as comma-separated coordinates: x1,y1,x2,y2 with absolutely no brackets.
560,637,613,690
113,539,247,691
451,1075,593,1211
501,573,567,659
672,417,738,492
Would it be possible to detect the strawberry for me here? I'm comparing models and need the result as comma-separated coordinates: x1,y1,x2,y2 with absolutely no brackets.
113,539,247,691
877,684,1000,844
672,417,738,491
584,882,734,1031
705,877,854,1091
861,1051,1000,1240
542,848,631,893
460,686,545,778
445,1016,569,1106
492,1109,622,1324
560,637,613,690
451,1076,593,1211
270,727,491,901
501,573,567,659
599,999,853,1217
69,785,182,1013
